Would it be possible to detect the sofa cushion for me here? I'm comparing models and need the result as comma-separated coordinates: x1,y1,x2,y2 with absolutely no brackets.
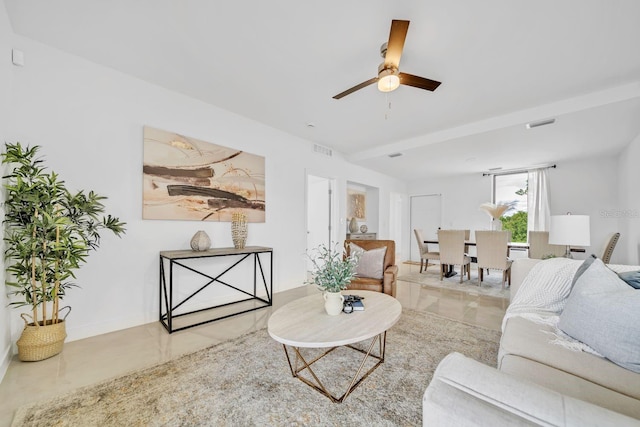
618,270,640,289
500,316,640,402
558,258,640,373
349,243,387,279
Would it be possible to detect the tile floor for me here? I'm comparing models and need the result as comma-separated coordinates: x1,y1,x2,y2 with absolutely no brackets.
0,262,507,426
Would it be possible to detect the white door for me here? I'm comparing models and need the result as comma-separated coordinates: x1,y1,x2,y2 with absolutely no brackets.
410,194,442,262
306,174,333,270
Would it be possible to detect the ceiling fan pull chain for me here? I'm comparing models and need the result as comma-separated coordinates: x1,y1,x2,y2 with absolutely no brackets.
385,93,392,120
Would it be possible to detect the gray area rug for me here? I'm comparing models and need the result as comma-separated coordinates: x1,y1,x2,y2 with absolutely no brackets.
12,310,501,426
398,268,510,299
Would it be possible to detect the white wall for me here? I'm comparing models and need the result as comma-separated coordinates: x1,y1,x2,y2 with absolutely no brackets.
0,3,14,379
405,173,492,260
406,156,624,263
5,35,405,347
547,157,621,262
618,134,640,264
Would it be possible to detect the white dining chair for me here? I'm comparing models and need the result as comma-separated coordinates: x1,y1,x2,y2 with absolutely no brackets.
414,229,440,273
528,231,565,259
475,230,512,288
437,229,471,283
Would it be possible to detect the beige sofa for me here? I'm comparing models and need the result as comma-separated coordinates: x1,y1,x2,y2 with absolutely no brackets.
500,258,640,419
423,352,639,426
423,257,640,425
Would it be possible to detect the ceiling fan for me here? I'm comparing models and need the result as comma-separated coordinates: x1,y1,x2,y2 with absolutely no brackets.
333,20,441,100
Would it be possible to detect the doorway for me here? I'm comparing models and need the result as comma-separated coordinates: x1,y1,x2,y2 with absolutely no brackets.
306,174,335,271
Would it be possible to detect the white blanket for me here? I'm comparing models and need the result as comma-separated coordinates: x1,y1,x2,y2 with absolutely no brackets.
501,258,596,355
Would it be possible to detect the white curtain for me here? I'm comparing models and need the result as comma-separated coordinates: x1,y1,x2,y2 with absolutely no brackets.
527,168,551,231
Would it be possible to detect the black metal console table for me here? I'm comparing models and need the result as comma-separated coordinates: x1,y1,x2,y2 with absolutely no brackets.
159,246,273,333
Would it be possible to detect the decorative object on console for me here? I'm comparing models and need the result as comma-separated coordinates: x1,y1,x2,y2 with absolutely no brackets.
2,142,126,361
359,224,368,233
143,126,265,222
190,230,211,251
231,212,248,249
348,217,359,233
306,244,359,315
548,213,590,258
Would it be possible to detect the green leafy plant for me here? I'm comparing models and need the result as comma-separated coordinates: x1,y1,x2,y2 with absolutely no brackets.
306,244,359,293
2,142,126,326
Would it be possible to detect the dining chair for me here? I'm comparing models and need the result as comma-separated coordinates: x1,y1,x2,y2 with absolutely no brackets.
475,230,512,289
601,232,620,264
413,229,440,273
437,229,471,283
528,231,565,259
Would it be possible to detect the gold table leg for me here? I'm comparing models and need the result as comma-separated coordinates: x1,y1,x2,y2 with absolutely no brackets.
280,331,387,403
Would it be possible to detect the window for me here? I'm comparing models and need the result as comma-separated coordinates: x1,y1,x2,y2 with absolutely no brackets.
493,172,528,242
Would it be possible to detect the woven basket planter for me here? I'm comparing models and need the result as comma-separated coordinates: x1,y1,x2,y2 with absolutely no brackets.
16,307,70,362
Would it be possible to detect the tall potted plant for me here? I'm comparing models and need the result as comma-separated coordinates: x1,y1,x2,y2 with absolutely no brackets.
2,142,126,361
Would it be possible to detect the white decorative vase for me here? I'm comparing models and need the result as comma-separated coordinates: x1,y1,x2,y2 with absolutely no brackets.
492,219,503,231
190,230,211,251
323,291,344,316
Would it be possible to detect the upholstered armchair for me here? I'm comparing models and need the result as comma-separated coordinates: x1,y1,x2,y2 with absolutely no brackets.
344,239,398,298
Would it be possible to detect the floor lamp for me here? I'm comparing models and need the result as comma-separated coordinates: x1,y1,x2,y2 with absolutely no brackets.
549,214,591,258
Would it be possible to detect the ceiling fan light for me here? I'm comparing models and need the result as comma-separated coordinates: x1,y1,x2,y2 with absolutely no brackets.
377,70,400,92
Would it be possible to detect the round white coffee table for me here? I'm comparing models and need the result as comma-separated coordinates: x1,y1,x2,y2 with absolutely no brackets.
268,290,402,403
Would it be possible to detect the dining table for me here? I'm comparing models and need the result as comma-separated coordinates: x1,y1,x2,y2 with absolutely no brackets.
423,240,585,277
423,240,585,254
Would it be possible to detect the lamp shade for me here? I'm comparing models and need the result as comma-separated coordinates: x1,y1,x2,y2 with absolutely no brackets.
548,215,590,246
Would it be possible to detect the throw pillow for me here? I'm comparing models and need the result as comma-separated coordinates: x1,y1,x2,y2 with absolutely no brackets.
571,254,597,287
618,270,640,289
349,243,387,279
558,258,640,373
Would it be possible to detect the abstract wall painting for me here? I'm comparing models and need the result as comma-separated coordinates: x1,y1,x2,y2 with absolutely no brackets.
347,189,366,221
143,126,265,222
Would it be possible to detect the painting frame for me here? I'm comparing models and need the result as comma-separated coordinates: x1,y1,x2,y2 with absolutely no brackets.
142,126,265,222
347,189,366,221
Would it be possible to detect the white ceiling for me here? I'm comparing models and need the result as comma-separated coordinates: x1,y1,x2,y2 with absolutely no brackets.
5,0,640,181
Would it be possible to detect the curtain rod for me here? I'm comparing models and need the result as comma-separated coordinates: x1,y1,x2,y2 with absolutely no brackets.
482,164,556,177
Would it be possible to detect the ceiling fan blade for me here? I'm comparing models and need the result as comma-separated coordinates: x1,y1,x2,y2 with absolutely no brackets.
399,72,441,91
384,20,410,68
332,77,378,99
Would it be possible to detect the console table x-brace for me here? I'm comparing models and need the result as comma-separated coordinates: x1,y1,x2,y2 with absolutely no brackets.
159,246,273,333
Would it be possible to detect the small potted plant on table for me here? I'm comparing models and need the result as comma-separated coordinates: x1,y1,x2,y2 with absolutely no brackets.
307,244,359,315
2,142,126,361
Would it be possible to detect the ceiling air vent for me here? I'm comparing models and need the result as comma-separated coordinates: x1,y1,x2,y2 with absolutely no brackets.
313,144,332,157
388,153,403,158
